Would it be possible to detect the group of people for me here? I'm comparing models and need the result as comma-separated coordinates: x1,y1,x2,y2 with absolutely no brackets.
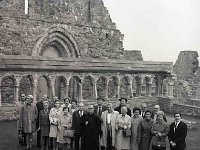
15,93,188,150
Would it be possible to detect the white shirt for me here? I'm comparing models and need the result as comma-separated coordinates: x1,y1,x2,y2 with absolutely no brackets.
107,113,111,124
174,121,180,132
79,110,83,117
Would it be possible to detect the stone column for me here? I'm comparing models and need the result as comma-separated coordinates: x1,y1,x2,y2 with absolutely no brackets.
116,83,120,98
14,84,20,102
136,83,141,97
32,81,38,102
74,79,79,98
51,82,55,97
104,82,109,99
93,82,98,99
146,83,152,97
60,83,65,100
47,84,52,100
65,83,69,98
155,83,159,96
128,83,133,98
157,78,164,96
0,81,2,107
167,83,174,98
79,83,83,101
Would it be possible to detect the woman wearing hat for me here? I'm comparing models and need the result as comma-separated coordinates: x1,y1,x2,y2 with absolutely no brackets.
114,97,131,116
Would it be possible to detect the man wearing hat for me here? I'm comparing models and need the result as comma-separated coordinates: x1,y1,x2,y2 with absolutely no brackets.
94,97,107,117
114,97,131,116
151,104,167,122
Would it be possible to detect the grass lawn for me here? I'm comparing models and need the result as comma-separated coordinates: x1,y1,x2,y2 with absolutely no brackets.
166,114,200,150
0,115,199,150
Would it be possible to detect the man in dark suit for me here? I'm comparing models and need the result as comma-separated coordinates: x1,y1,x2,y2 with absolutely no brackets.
168,113,187,150
114,97,131,116
81,104,102,150
72,102,87,150
94,97,107,117
141,103,147,118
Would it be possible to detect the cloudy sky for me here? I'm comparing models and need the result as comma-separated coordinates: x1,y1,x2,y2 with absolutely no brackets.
103,0,200,63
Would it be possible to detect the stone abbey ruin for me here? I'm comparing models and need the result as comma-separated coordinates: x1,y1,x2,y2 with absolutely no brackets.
0,0,199,119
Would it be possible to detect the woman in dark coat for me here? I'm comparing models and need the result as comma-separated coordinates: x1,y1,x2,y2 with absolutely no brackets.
137,110,154,150
39,101,50,150
150,111,169,150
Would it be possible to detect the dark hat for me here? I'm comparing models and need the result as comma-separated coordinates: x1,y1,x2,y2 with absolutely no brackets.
97,97,105,101
119,97,127,102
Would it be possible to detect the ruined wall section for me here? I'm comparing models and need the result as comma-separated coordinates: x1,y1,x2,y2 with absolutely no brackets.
173,51,199,82
173,51,200,99
0,0,140,60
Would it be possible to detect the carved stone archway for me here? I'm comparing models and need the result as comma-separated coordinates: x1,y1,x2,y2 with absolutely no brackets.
32,27,80,58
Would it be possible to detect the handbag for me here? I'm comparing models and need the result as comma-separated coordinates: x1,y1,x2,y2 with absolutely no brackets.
152,139,166,148
122,129,131,137
63,129,74,137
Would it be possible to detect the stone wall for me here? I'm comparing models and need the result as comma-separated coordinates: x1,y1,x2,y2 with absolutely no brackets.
173,51,199,82
173,103,200,117
0,0,133,59
186,99,200,107
122,50,143,61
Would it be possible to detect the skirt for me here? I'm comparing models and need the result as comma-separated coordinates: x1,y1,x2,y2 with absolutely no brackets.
49,124,58,138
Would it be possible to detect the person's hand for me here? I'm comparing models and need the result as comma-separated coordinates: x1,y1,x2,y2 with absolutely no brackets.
85,121,88,125
170,141,176,147
123,125,127,129
157,132,162,137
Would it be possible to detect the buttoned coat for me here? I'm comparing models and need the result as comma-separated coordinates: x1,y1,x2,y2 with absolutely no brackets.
100,110,119,148
115,114,131,150
20,104,38,133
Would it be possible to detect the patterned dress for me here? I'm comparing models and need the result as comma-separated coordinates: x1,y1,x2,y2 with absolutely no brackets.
49,107,62,138
39,109,50,136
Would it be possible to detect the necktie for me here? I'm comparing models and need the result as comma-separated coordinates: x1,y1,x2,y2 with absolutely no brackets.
79,111,83,117
98,106,102,116
174,122,177,132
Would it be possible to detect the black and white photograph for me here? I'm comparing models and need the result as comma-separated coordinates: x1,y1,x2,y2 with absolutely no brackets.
0,0,199,150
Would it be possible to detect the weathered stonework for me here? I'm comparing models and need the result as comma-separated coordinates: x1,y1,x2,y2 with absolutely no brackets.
173,51,199,82
0,0,128,59
0,0,175,120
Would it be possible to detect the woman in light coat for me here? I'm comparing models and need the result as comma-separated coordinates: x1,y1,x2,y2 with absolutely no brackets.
57,107,72,150
115,107,131,150
101,103,119,150
49,100,62,150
